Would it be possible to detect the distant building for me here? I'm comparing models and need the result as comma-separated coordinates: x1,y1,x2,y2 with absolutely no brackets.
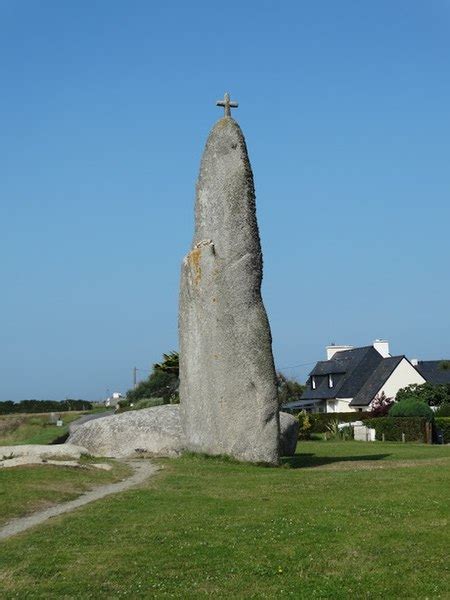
105,392,123,408
412,360,450,385
283,340,425,413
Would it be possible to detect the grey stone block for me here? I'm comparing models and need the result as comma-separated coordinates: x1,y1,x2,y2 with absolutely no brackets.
179,116,279,465
279,412,299,456
68,405,184,458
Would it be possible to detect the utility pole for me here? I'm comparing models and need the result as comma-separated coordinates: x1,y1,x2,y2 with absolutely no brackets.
133,367,137,389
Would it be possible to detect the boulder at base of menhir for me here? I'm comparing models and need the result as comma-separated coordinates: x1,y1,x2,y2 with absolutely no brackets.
67,405,184,458
279,412,299,456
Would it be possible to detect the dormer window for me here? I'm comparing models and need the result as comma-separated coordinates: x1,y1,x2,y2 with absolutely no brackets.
328,374,333,388
311,376,316,390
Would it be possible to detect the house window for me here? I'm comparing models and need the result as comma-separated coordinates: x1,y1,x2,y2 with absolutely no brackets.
328,374,333,388
311,376,316,390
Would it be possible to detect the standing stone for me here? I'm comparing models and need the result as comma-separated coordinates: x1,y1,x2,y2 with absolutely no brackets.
179,97,279,465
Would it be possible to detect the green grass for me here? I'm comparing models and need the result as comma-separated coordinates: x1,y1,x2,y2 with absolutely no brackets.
0,459,131,526
284,438,450,466
0,441,449,599
0,412,85,446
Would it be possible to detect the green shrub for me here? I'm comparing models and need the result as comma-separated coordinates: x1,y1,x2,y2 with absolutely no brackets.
297,411,312,439
389,399,434,421
306,412,371,433
323,419,354,441
133,398,166,410
435,417,450,443
325,419,340,439
435,403,450,417
365,417,427,442
396,382,450,407
339,425,354,440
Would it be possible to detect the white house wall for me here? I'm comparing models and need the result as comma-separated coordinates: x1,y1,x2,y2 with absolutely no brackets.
326,398,355,413
377,358,426,401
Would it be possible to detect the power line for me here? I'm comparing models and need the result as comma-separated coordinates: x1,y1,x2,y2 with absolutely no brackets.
278,361,317,370
279,353,357,371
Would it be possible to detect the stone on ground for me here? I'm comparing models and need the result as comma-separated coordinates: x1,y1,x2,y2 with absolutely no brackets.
179,112,279,465
0,443,89,469
279,412,299,456
67,405,184,458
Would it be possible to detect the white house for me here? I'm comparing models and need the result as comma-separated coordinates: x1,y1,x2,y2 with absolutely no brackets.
105,392,123,408
285,340,426,413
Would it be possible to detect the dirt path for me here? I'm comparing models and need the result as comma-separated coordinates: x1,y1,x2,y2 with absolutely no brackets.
0,460,158,541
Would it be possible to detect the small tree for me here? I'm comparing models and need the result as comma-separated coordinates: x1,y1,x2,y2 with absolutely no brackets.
277,372,305,406
153,351,179,377
297,411,312,439
370,392,394,417
123,352,180,409
396,383,450,407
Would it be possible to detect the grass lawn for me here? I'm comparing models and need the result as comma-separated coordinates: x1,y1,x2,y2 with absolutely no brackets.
0,412,86,446
0,441,449,599
0,459,131,527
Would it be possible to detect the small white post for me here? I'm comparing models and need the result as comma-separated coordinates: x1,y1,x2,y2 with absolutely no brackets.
402,432,406,443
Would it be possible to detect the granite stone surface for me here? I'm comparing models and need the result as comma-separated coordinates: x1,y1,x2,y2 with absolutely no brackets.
179,116,279,465
68,405,184,457
279,412,299,456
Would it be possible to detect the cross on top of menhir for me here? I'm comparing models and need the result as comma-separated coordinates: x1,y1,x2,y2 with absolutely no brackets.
216,92,238,117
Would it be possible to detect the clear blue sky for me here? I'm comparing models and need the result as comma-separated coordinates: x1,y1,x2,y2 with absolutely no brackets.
1,1,449,401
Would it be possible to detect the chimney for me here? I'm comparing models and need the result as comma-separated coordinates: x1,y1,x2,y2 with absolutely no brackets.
373,339,390,358
326,343,353,360
411,358,419,366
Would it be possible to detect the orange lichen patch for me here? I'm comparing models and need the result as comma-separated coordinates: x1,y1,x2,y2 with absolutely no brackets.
188,247,202,285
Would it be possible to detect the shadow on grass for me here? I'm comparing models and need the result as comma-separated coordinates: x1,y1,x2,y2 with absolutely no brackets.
281,452,391,469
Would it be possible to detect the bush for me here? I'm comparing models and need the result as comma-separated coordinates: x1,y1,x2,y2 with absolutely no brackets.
389,399,434,421
339,425,354,441
396,382,450,407
435,403,450,417
306,412,371,433
325,419,353,440
125,370,178,406
297,411,312,439
131,398,165,410
365,417,427,442
435,417,450,443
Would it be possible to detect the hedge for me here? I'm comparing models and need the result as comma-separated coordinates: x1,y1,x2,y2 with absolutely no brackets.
365,417,427,442
435,417,450,443
435,403,450,417
0,400,93,415
305,412,371,433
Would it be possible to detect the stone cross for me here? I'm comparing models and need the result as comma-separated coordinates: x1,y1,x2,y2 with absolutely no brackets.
216,92,238,117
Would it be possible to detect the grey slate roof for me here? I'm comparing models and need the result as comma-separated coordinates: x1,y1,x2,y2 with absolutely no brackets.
301,346,406,407
302,347,380,401
350,356,403,406
415,361,450,385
